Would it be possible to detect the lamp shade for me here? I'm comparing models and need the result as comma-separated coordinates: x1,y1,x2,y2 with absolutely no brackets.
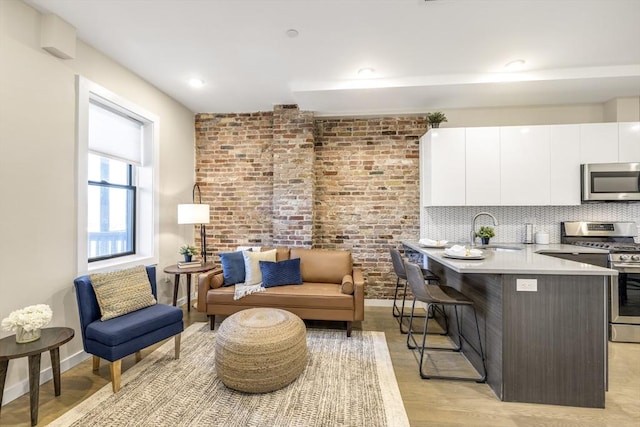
177,204,210,224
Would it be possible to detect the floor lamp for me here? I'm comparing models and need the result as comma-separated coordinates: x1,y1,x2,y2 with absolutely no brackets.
177,184,210,264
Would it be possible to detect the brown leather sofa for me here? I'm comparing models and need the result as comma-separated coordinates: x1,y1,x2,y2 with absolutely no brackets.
197,247,364,336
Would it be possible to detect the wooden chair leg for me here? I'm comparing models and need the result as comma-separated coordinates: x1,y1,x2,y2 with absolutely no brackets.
135,351,142,362
110,360,122,393
346,321,353,337
92,356,100,371
174,334,181,359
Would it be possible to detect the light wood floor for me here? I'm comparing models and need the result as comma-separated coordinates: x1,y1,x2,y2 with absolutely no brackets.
1,305,639,426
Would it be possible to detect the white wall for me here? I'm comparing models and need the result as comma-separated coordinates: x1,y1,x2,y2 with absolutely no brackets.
0,0,195,401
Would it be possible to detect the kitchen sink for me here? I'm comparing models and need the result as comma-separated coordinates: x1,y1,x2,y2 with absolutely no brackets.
478,245,523,252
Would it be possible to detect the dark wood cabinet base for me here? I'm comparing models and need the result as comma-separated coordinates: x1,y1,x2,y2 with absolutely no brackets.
428,260,607,408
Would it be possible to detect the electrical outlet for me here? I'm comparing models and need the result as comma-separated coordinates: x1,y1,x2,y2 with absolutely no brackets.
516,278,537,292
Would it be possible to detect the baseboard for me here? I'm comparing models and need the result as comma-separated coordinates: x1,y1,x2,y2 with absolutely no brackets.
364,299,394,307
1,349,91,406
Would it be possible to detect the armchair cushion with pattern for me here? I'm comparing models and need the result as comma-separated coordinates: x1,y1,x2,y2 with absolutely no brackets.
74,265,184,392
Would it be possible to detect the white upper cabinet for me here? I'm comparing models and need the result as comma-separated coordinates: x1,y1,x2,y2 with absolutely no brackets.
500,126,551,205
580,123,618,164
420,122,634,207
421,129,466,206
618,122,640,163
465,127,500,205
550,125,581,205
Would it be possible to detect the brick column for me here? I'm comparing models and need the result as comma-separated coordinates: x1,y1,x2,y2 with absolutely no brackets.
272,105,315,247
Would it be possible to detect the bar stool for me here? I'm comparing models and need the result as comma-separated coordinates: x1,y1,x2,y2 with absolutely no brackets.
404,261,487,382
389,247,440,334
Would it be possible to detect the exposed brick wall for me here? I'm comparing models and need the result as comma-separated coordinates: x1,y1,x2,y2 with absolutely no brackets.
313,117,428,298
194,107,427,299
195,112,275,254
272,105,315,247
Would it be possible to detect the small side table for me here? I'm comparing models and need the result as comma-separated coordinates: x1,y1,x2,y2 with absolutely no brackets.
0,327,74,426
163,262,217,312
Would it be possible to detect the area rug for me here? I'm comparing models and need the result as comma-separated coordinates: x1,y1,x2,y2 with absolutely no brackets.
49,323,409,427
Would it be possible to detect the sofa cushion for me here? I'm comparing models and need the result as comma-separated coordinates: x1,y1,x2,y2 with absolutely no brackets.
219,250,247,286
207,283,353,310
90,265,157,321
290,248,352,284
260,246,291,261
260,258,303,288
243,249,277,285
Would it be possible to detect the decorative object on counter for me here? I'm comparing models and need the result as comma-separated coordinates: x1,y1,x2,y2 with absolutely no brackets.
179,244,198,262
178,183,210,263
1,304,53,343
418,238,448,248
475,226,495,245
524,223,534,244
535,231,550,245
426,111,447,128
444,245,485,260
470,211,499,246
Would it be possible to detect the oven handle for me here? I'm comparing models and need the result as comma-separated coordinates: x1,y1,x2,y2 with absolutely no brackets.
611,263,640,273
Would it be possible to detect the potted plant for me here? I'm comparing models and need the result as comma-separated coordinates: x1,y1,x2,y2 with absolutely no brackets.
179,244,199,262
475,226,495,245
426,111,448,128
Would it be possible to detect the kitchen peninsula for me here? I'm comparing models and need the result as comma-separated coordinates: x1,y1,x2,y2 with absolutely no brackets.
402,241,617,408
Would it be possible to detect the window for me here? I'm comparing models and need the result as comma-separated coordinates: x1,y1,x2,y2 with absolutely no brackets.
77,77,159,274
87,154,136,261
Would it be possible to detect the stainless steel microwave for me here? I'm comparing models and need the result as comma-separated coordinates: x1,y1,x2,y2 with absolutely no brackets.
581,162,640,202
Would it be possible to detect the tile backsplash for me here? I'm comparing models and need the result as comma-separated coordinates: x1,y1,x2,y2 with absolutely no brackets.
421,204,640,244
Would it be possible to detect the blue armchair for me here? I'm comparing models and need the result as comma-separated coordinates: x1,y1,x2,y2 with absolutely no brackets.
74,265,184,392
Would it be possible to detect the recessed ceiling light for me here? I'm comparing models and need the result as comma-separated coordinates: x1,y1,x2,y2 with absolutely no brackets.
357,68,375,78
188,78,205,88
504,59,526,71
285,29,299,38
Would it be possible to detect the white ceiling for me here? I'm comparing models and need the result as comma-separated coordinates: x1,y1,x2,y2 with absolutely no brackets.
26,0,640,116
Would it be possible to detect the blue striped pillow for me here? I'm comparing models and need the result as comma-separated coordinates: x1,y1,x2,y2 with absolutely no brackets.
259,258,303,288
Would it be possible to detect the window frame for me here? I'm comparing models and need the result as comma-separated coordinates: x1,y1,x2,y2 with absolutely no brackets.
76,76,159,274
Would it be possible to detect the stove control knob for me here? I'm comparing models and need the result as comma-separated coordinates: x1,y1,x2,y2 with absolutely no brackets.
619,254,630,261
631,255,640,261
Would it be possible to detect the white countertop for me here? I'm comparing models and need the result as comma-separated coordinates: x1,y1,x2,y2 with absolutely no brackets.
402,241,618,276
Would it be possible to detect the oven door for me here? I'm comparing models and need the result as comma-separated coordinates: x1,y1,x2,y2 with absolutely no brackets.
611,269,640,323
610,265,640,342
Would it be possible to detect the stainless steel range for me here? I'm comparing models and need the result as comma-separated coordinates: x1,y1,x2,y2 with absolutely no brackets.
561,221,640,343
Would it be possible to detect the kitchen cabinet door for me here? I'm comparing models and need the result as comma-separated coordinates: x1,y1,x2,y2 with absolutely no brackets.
580,123,618,164
466,127,500,205
500,125,551,205
618,122,640,162
421,129,465,206
550,124,581,205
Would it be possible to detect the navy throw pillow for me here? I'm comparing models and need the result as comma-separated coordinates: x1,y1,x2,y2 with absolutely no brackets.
260,258,303,288
219,250,249,286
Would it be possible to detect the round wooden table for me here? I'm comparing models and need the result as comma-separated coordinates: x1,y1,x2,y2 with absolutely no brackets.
163,262,217,311
0,327,74,426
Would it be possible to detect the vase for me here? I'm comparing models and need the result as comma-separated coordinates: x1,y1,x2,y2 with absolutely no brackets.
184,254,192,262
430,122,440,128
15,326,41,344
481,237,490,245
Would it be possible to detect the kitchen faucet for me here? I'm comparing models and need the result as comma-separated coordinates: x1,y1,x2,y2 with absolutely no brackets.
470,212,499,247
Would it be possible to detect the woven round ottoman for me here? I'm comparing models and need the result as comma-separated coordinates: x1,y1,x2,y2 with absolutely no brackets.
215,308,308,393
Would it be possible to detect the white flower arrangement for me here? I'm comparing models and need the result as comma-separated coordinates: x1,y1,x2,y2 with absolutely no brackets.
1,304,53,332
